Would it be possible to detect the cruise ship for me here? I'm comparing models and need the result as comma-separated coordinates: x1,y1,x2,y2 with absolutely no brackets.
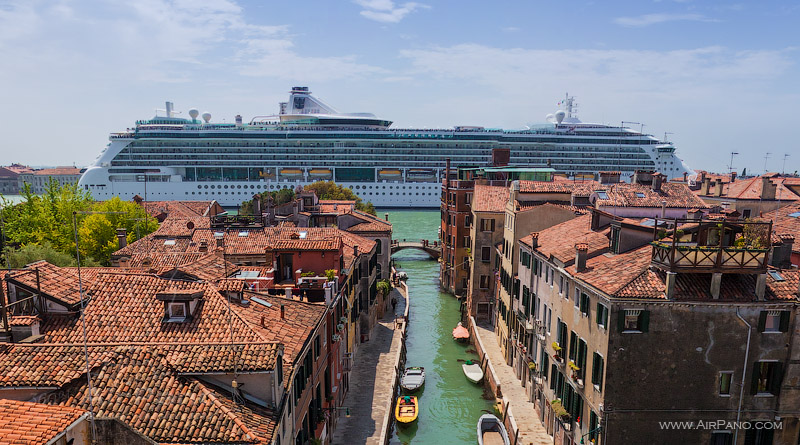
79,87,693,207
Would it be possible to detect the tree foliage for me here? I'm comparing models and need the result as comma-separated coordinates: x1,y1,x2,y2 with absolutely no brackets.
3,243,78,268
77,197,159,265
240,188,297,216
303,181,376,215
1,181,159,266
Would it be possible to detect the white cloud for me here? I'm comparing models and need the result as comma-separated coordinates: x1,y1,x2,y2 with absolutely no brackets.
353,0,429,23
614,13,716,27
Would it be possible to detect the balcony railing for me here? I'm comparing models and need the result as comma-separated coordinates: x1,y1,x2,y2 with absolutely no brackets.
649,218,771,274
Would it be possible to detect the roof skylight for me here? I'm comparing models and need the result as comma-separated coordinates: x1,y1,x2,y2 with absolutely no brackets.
238,231,248,237
635,192,646,198
299,231,308,239
767,270,785,282
788,211,800,218
164,239,176,246
596,191,608,200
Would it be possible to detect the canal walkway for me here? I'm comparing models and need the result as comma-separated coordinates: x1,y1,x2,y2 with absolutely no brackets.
331,288,406,445
475,323,553,445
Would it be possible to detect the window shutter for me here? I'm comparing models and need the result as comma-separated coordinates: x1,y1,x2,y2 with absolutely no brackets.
770,362,783,395
603,306,609,327
599,356,604,390
618,310,625,332
550,364,557,389
750,362,761,395
569,332,577,361
596,303,602,324
640,311,650,332
779,311,790,332
757,311,767,332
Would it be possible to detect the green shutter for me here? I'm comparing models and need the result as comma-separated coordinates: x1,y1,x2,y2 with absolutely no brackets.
596,303,602,324
779,311,790,332
603,305,609,327
569,332,577,361
599,356,604,390
640,311,650,332
750,362,761,395
758,311,767,332
770,362,783,395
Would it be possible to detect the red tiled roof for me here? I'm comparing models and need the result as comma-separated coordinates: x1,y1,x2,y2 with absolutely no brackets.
0,399,87,444
519,180,600,194
143,200,219,219
473,185,509,213
772,202,800,252
533,215,610,264
235,292,325,375
517,201,589,214
159,253,239,281
319,200,356,214
32,167,81,176
8,315,40,327
594,182,709,208
700,175,800,201
0,344,276,443
40,273,265,344
6,261,88,306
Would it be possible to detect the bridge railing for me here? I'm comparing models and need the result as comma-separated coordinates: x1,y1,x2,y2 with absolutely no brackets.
390,239,439,248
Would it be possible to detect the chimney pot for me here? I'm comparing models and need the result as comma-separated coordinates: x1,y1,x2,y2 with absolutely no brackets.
260,315,265,327
530,232,539,249
730,171,737,183
280,304,285,319
199,240,208,253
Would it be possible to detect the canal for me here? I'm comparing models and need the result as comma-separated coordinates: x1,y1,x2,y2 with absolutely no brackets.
383,209,493,445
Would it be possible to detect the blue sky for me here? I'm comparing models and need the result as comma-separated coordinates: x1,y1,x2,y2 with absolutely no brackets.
0,0,798,175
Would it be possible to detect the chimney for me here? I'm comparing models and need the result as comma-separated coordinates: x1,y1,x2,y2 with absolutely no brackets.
511,180,520,203
254,194,262,215
652,174,664,192
665,271,677,299
755,273,767,300
260,315,266,327
599,171,621,185
216,237,224,248
682,172,688,182
700,177,710,195
199,240,208,253
384,213,389,221
354,245,359,257
530,232,539,249
575,243,588,272
280,304,285,319
730,171,737,183
713,179,723,197
761,176,776,201
116,228,127,249
661,200,667,218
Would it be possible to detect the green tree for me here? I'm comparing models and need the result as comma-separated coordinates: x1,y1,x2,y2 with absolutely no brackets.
77,197,158,265
3,243,78,268
240,188,297,215
1,180,92,253
303,181,376,215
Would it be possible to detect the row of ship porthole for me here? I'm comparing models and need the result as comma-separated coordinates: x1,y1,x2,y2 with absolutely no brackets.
195,184,438,190
185,191,438,196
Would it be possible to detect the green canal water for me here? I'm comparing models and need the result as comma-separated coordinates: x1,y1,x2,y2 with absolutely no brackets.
383,209,493,445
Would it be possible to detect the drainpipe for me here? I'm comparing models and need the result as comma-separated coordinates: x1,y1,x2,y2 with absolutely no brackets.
734,307,751,444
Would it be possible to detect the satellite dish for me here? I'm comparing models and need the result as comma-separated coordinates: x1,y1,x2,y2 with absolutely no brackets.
189,108,199,120
202,112,212,123
555,110,566,124
546,113,555,123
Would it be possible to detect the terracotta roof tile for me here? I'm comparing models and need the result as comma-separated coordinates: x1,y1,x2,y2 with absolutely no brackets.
6,261,88,307
532,214,610,264
0,399,86,444
772,202,800,252
31,167,81,176
472,185,509,212
594,183,709,209
318,200,356,214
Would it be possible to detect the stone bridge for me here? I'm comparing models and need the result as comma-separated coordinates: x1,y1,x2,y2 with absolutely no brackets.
390,239,441,259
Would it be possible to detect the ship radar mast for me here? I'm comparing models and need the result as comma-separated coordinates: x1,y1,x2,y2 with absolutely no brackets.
562,93,577,120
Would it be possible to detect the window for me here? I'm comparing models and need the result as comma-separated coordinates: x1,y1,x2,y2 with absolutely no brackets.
168,303,186,321
742,209,751,219
592,352,604,391
546,306,552,334
465,192,472,204
479,275,490,289
710,431,732,445
580,293,590,317
464,215,472,227
481,246,491,262
751,361,782,396
759,310,789,333
719,371,733,396
462,257,469,270
375,239,382,255
743,425,774,445
596,303,609,328
480,219,495,232
619,309,650,332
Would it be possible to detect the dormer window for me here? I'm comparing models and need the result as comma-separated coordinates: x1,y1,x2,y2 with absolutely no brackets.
157,289,203,323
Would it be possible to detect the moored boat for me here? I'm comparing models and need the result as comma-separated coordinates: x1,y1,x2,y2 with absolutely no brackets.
477,414,510,445
453,322,469,341
400,367,425,392
395,395,419,424
462,360,484,384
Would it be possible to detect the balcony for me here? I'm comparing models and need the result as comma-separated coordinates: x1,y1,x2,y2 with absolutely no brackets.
649,218,771,274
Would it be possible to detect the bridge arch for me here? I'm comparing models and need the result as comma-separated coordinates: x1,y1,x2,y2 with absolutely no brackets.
390,239,441,259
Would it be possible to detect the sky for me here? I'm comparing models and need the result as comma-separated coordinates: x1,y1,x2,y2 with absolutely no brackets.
0,0,798,175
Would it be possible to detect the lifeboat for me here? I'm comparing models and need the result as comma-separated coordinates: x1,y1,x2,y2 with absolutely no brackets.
378,169,402,179
280,168,304,178
309,168,333,178
406,169,437,181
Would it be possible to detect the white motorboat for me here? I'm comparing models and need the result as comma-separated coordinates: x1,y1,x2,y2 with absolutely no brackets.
477,414,510,445
462,360,484,384
400,366,425,392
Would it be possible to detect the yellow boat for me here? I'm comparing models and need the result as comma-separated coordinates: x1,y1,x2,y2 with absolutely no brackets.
395,395,418,424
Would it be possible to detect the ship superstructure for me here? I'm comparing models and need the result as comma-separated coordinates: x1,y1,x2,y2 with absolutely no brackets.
79,88,692,207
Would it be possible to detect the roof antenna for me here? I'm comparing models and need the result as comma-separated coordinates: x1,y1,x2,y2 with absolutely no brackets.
72,211,98,442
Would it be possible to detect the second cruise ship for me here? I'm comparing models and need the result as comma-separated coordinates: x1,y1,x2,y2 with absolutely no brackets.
79,87,693,207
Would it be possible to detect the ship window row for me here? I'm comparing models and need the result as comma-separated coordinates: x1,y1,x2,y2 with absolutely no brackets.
191,183,440,190
122,144,647,155
128,134,659,145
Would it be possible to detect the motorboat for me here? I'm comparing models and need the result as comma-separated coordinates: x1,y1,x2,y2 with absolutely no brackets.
395,395,419,424
477,414,510,445
453,322,469,341
462,360,484,384
400,367,425,392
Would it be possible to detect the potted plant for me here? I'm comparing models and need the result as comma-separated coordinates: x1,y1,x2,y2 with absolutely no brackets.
528,361,537,371
568,361,580,379
551,399,570,421
552,342,563,362
325,269,337,281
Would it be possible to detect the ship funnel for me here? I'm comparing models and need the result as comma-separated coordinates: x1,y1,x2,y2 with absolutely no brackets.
165,101,174,118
